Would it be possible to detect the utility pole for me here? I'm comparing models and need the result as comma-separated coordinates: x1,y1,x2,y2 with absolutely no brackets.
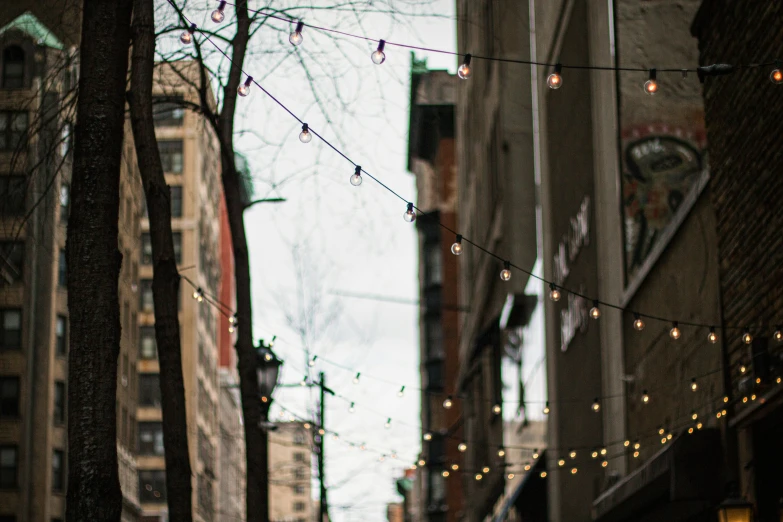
318,371,329,522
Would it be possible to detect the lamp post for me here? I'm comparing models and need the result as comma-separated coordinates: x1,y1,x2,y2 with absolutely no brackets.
256,338,282,522
717,496,753,522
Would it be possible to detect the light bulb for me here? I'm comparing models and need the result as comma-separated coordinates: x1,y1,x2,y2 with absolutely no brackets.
379,455,385,462
571,468,578,475
458,442,467,452
625,439,631,447
303,422,311,429
771,62,783,84
558,459,565,467
299,123,312,143
360,444,366,451
602,460,609,467
688,427,694,434
352,372,361,384
289,21,304,46
180,23,196,45
457,54,472,80
697,422,703,430
547,63,563,89
669,321,681,340
492,404,501,415
507,473,515,480
549,283,561,302
740,364,747,374
498,447,505,457
451,234,463,255
540,471,547,478
211,1,226,23
193,288,204,302
590,300,601,319
443,395,453,409
591,451,598,459
642,390,649,403
442,470,449,478
600,447,607,456
644,69,658,95
451,464,459,471
591,398,600,412
633,313,645,331
238,75,253,97
300,376,307,386
228,324,235,333
348,402,355,413
543,402,550,415
482,466,490,473
423,432,432,441
569,450,576,459
229,314,236,324
385,418,391,429
350,165,362,186
500,261,511,281
371,40,386,65
524,462,531,471
690,378,698,392
398,386,405,397
774,326,782,342
308,356,317,367
634,441,640,450
708,327,718,344
404,202,416,223
417,458,426,466
475,473,483,481
692,411,698,420
532,449,540,459
742,328,752,345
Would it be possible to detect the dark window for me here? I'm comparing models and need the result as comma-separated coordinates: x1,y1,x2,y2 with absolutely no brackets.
293,484,305,495
293,430,306,445
139,470,166,503
58,250,66,287
55,316,67,355
0,176,25,215
2,46,24,88
152,96,184,127
53,382,65,424
173,232,182,264
0,446,17,488
293,452,305,463
138,374,161,408
0,242,24,285
138,422,164,455
59,184,69,222
0,310,21,351
0,377,19,418
425,318,444,360
0,516,15,522
294,467,306,480
158,141,183,173
424,241,443,286
139,326,157,359
51,450,64,491
139,279,153,313
293,502,306,512
141,233,152,264
425,360,444,391
0,112,28,152
170,186,182,217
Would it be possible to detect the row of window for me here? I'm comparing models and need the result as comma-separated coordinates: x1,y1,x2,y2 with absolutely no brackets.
0,446,64,491
0,309,67,354
0,377,66,423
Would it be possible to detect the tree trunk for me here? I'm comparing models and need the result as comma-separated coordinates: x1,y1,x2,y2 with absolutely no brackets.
128,0,194,520
65,1,133,521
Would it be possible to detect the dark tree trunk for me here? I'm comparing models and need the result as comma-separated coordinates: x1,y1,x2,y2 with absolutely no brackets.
128,0,193,520
65,1,133,521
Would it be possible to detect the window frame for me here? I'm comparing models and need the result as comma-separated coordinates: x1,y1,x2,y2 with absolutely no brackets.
55,315,67,356
0,111,28,152
138,422,164,456
0,176,26,215
0,377,19,419
0,445,18,488
53,381,65,425
138,469,167,503
139,326,157,360
2,45,25,89
0,309,22,351
51,449,65,492
158,140,183,174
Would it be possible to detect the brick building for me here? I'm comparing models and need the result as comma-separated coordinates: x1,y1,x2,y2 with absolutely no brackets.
268,421,314,522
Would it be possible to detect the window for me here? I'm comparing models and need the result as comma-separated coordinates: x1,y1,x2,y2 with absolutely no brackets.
139,279,153,313
293,502,306,513
141,233,152,264
0,310,21,351
152,96,184,127
293,484,305,495
138,470,166,503
170,186,182,217
0,176,25,215
0,112,28,152
0,242,24,285
138,374,161,407
0,446,17,488
55,316,67,355
293,452,305,463
58,249,66,287
158,141,183,173
2,46,24,88
138,422,164,455
425,318,444,360
424,241,443,286
293,430,306,445
139,326,157,359
173,232,182,264
0,517,15,522
60,123,72,159
51,450,64,491
53,381,65,424
59,183,69,222
293,467,306,480
0,377,19,418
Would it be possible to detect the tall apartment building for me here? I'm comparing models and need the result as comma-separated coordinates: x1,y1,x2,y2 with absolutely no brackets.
135,61,224,522
0,11,143,522
268,421,314,522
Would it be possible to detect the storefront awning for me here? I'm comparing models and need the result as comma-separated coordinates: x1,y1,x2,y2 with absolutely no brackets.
592,429,724,522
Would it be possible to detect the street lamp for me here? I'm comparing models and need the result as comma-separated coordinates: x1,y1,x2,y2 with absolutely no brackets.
717,496,753,522
256,339,282,407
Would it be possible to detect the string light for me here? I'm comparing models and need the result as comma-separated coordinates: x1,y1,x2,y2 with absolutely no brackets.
708,327,718,344
740,364,747,374
458,54,472,80
633,313,645,331
500,261,511,281
371,40,386,65
543,402,550,415
571,467,578,475
417,458,425,466
211,1,226,23
532,449,540,459
451,234,463,255
451,464,459,471
352,372,361,384
379,455,385,462
350,165,362,186
691,378,698,392
492,404,501,415
299,123,312,143
697,422,703,430
591,450,598,459
482,466,490,473
319,428,325,435
458,442,467,452
507,473,515,480
540,471,547,478
547,63,562,89
742,328,753,345
308,355,318,367
774,326,783,342
642,390,650,403
398,386,405,397
442,470,450,478
634,441,641,450
443,395,453,409
624,439,631,447
602,460,609,467
497,447,505,457
524,462,531,471
590,300,601,320
385,418,391,429
180,23,196,44
237,75,252,97
771,61,783,84
360,443,366,451
658,427,665,436
569,450,577,459
404,202,416,223
692,411,698,420
192,287,204,302
289,21,304,46
475,473,483,481
644,68,658,95
558,459,565,467
300,375,308,386
591,398,600,412
600,448,607,456
423,433,432,441
348,402,355,413
724,396,729,403
549,283,561,302
670,321,681,340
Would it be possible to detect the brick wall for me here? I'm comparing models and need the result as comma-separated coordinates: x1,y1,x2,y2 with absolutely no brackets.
691,0,783,399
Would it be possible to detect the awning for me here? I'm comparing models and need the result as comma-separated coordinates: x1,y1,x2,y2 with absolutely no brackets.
492,451,548,522
592,429,724,522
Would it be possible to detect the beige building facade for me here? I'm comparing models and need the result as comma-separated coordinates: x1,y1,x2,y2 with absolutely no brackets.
268,421,314,522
